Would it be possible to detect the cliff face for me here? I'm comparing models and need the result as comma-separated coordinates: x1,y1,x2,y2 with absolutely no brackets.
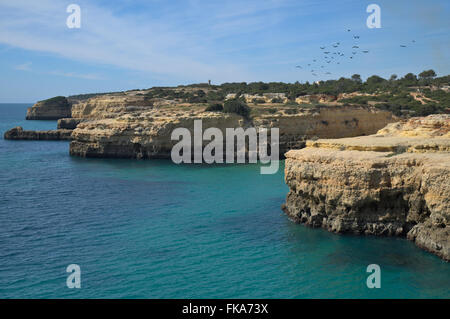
70,112,244,158
26,97,72,120
70,94,154,119
69,94,394,159
283,115,450,261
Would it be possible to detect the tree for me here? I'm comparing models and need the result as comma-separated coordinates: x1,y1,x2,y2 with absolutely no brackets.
223,99,250,118
403,73,417,82
366,75,386,85
418,69,437,80
351,74,362,83
365,75,387,92
389,74,397,81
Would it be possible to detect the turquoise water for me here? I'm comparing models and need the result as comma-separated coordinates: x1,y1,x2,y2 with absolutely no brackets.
0,103,449,298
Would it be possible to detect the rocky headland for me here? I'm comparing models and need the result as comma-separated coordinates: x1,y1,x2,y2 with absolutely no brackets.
7,91,395,154
283,115,450,261
67,93,394,158
26,96,72,120
9,91,395,159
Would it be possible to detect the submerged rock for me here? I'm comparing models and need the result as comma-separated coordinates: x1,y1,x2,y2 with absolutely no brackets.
283,115,450,261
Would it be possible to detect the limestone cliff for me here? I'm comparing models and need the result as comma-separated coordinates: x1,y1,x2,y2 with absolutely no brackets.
68,94,394,159
283,115,450,261
26,96,72,120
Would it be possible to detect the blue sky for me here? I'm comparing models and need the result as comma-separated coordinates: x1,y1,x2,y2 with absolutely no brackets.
0,0,449,102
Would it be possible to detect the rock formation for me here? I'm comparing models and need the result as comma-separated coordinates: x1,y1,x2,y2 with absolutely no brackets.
4,126,72,140
283,115,450,261
26,96,72,120
57,118,85,130
67,94,394,159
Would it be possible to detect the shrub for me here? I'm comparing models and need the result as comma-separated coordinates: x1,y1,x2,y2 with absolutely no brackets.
252,98,265,104
205,103,223,112
187,95,207,103
39,96,69,107
271,97,284,103
284,108,298,114
207,91,225,102
223,99,250,117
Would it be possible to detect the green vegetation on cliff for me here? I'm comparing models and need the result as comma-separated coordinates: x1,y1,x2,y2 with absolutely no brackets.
39,96,70,107
223,99,251,118
147,70,449,117
43,70,449,118
204,103,223,112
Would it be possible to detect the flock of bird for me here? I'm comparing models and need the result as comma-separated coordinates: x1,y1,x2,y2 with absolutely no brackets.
295,28,416,77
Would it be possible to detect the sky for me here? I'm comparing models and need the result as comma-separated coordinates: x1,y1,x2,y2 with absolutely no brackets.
0,0,449,102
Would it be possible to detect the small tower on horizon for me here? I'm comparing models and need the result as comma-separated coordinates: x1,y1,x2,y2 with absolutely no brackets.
208,79,211,86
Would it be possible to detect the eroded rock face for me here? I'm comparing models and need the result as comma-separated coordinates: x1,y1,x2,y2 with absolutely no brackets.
70,112,244,158
283,115,450,261
69,94,394,159
57,118,85,130
26,97,72,120
4,126,72,140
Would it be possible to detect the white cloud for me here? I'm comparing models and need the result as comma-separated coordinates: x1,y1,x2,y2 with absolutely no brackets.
0,0,264,83
14,61,32,71
48,70,104,80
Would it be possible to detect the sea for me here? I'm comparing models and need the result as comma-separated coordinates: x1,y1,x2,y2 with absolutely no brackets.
0,103,449,298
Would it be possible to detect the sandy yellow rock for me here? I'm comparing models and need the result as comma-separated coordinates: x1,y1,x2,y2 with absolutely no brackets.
283,115,450,261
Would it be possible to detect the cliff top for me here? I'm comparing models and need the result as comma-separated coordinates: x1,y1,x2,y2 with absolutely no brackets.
297,115,450,154
37,71,450,118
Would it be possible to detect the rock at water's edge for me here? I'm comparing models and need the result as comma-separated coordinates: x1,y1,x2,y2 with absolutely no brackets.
68,94,394,159
4,126,72,140
283,115,450,261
